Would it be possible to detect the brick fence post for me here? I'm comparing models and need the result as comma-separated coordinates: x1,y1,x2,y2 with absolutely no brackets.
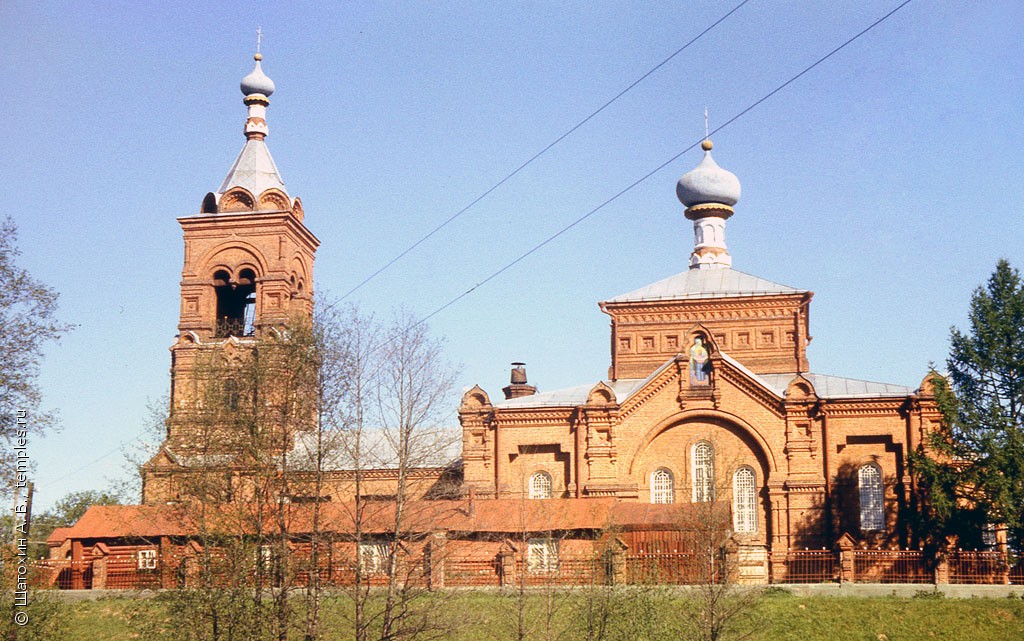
769,548,787,584
159,536,174,589
427,531,447,591
91,556,108,590
609,547,626,586
70,540,85,589
498,549,516,588
836,533,856,584
934,550,950,585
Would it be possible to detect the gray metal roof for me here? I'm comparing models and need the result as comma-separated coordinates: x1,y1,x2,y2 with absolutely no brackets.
493,379,647,408
604,268,804,303
285,426,460,471
491,352,915,410
756,372,917,399
217,138,288,197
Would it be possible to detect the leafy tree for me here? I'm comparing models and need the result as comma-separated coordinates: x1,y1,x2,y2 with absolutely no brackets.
149,303,460,641
44,489,122,528
27,490,121,558
914,259,1024,550
0,217,73,496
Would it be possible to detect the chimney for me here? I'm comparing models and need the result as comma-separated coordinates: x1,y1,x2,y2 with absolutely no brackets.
502,362,537,399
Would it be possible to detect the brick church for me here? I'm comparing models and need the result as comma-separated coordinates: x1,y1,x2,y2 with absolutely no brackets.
458,129,941,554
46,53,944,587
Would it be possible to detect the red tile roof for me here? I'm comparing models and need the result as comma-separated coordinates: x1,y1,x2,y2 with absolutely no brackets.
60,498,720,541
46,527,73,545
61,504,198,540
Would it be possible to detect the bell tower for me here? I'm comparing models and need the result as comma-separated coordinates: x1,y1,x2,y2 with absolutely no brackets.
142,50,319,504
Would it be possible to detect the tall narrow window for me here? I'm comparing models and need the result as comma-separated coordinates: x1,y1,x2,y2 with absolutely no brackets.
692,441,714,502
257,544,274,572
733,466,757,533
529,471,553,499
859,463,884,531
651,468,674,504
527,538,559,574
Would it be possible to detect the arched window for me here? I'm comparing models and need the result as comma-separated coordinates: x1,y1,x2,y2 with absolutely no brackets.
650,468,674,504
859,463,884,531
733,467,757,533
529,471,552,499
692,441,714,502
214,268,257,337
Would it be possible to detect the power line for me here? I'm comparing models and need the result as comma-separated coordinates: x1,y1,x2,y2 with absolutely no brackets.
338,0,754,302
41,0,913,493
422,0,914,323
38,437,148,490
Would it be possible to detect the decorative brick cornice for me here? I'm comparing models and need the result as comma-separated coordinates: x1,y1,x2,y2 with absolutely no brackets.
602,294,809,323
491,409,576,427
178,211,321,251
820,399,910,417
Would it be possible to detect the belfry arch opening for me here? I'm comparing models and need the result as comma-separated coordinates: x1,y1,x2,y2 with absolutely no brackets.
214,268,257,337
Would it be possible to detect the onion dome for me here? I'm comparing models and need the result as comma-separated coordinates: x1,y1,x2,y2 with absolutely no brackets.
676,140,741,208
240,53,275,97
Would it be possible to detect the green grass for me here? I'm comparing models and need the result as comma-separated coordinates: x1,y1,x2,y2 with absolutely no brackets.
43,589,1024,641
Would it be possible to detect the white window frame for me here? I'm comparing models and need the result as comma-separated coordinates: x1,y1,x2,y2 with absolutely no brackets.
137,548,158,570
650,468,674,504
692,441,715,502
358,540,391,575
732,466,758,533
527,538,559,574
257,544,274,572
858,463,884,531
528,471,553,499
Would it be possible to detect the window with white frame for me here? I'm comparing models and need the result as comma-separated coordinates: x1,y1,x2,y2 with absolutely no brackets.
257,544,274,571
732,466,757,533
692,441,714,502
137,548,158,570
858,463,884,531
359,540,391,575
527,538,559,574
651,468,674,504
529,471,553,499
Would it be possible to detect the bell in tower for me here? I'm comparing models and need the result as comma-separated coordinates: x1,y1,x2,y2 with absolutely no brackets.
141,49,320,504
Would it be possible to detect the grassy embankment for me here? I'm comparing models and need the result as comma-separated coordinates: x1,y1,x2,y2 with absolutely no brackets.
49,588,1024,641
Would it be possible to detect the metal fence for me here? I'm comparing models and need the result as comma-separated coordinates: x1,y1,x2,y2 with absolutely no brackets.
948,551,1007,585
851,549,931,584
32,548,1020,590
771,549,837,584
444,558,502,587
1010,560,1024,585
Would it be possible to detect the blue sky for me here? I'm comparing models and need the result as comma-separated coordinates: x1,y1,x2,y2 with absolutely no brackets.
2,1,1022,511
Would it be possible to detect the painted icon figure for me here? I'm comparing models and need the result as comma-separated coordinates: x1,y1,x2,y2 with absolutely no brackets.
689,337,710,384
